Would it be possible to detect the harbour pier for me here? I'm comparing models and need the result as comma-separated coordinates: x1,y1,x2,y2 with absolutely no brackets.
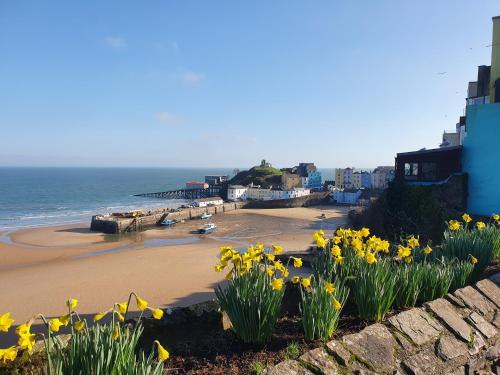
134,186,222,200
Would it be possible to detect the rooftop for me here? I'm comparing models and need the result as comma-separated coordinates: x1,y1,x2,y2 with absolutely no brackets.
396,145,462,157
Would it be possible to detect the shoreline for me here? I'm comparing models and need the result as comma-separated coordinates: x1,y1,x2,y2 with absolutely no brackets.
0,206,349,334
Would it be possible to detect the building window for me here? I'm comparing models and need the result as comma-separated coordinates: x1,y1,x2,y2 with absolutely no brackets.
404,163,418,180
421,162,437,181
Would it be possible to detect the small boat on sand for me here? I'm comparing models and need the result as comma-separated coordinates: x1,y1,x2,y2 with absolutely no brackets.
201,213,212,220
161,219,176,226
198,223,216,234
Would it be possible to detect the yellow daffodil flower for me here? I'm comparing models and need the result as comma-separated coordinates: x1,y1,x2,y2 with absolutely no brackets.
448,220,461,231
66,298,78,311
407,236,420,249
16,322,31,336
214,264,225,272
266,267,275,277
359,227,370,237
333,236,342,244
470,255,478,264
74,320,85,332
492,214,499,221
49,318,64,333
116,312,125,322
117,302,128,315
94,312,107,321
397,245,411,259
351,238,363,252
335,255,344,265
331,245,341,257
136,296,148,311
333,298,342,311
476,221,486,230
291,257,303,268
18,333,35,352
0,346,18,363
291,276,300,284
266,253,275,262
151,308,164,320
59,314,70,326
301,276,312,288
0,313,14,333
423,245,432,255
272,245,283,255
271,278,284,291
404,256,413,264
462,213,472,223
324,282,335,294
112,326,119,340
366,252,377,264
316,237,327,249
156,341,170,361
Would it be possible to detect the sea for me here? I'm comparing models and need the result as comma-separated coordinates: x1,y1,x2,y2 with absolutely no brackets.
0,167,336,230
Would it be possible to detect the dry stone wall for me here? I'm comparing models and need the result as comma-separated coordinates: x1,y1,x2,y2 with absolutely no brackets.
264,273,500,375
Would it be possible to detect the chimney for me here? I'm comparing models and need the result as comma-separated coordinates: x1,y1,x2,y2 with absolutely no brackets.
490,16,500,103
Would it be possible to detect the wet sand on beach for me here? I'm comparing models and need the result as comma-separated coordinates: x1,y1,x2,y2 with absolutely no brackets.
0,206,348,334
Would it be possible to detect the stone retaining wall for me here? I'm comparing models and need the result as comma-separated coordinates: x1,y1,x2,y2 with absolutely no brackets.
264,273,500,375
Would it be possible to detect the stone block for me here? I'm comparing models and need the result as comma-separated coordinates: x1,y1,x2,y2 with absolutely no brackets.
342,323,397,373
467,311,498,340
388,308,444,346
402,347,443,375
425,298,473,342
299,347,339,375
436,335,469,363
475,279,500,309
325,340,351,366
264,360,314,375
454,286,496,321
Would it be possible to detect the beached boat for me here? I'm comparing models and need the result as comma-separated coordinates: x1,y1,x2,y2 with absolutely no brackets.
201,213,212,220
198,223,216,234
161,219,176,226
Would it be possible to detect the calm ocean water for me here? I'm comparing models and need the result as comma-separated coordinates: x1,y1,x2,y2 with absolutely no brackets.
0,167,336,230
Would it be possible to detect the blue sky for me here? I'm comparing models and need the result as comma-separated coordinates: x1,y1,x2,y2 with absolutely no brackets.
0,1,499,168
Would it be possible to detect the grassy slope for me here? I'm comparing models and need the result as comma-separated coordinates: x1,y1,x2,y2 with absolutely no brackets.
230,166,283,188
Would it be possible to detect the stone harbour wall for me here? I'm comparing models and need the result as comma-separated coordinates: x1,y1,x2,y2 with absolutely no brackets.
91,201,246,234
264,273,500,375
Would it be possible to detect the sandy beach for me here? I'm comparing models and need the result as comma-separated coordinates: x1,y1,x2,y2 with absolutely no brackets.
0,206,348,343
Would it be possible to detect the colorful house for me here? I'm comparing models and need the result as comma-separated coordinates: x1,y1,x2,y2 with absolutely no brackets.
462,16,500,215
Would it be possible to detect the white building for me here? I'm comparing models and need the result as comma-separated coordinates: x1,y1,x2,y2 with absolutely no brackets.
227,185,248,201
245,187,310,201
332,189,362,204
192,197,224,207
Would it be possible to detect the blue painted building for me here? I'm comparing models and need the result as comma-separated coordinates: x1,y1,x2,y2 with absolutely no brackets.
306,171,322,190
462,103,500,215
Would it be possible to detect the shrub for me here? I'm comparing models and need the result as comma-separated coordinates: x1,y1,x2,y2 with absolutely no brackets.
214,245,295,344
299,277,348,341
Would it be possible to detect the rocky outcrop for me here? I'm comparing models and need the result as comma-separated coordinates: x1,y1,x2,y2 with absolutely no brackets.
264,273,500,374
